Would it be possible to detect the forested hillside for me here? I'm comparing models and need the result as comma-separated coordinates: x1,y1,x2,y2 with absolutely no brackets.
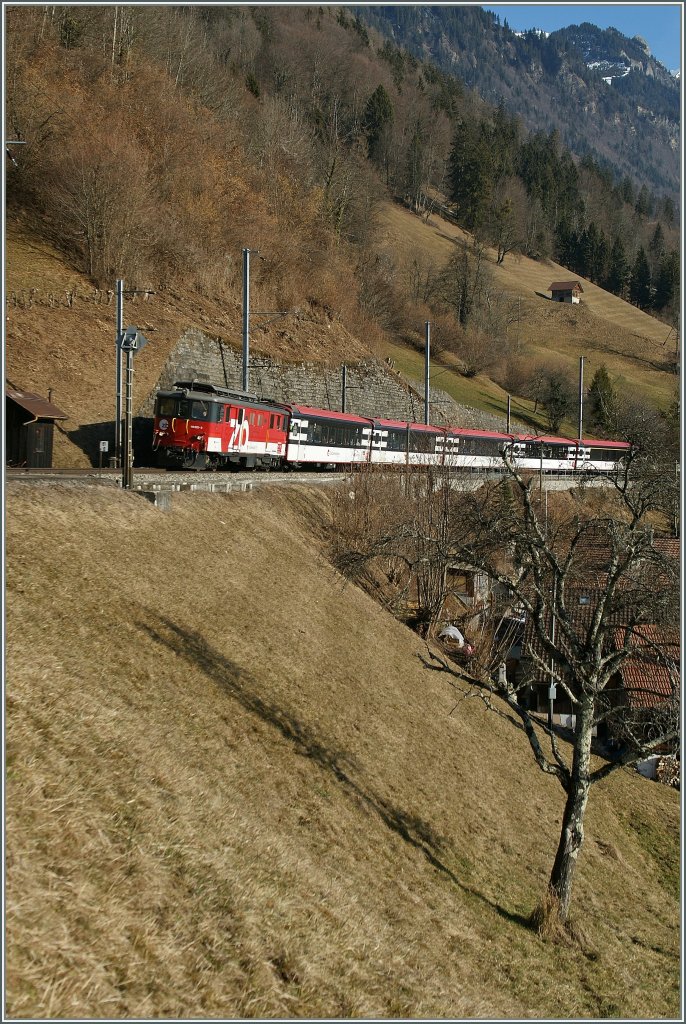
355,5,680,200
5,5,679,442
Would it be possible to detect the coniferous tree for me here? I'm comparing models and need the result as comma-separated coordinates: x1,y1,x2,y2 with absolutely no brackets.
362,84,394,166
403,120,428,209
619,175,635,206
581,222,607,283
649,222,665,269
629,247,652,310
588,365,616,431
555,221,581,272
634,184,653,218
660,196,675,227
447,117,491,231
653,250,680,313
604,236,630,297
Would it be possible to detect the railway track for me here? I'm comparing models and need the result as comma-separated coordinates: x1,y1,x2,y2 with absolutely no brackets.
6,464,608,499
5,466,349,494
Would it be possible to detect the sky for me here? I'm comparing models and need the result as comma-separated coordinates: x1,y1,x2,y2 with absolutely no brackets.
479,4,683,71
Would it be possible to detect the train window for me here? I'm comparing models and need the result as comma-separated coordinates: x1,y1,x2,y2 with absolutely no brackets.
190,400,211,420
156,397,177,416
306,420,359,447
472,437,497,456
385,430,406,452
225,407,233,422
249,412,256,426
410,431,436,454
270,414,276,429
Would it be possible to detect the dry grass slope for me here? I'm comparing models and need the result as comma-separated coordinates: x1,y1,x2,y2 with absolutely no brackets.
378,204,678,414
5,482,679,1019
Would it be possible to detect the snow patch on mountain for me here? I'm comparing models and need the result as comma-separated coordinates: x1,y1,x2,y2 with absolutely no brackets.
513,29,549,40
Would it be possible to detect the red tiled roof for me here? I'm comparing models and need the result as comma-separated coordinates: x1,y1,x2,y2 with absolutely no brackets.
614,626,680,709
653,537,680,562
549,280,584,292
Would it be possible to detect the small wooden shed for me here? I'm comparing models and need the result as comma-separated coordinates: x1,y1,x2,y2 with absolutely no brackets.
549,280,584,304
5,387,68,467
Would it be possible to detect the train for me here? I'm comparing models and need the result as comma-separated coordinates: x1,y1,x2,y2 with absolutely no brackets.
151,379,632,474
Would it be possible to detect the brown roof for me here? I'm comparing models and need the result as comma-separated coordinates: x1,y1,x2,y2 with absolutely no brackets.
6,388,68,420
549,280,584,292
614,626,680,709
523,585,622,665
653,537,680,562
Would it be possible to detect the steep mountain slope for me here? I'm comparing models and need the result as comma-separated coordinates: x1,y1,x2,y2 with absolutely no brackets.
5,481,680,1018
6,194,677,470
355,6,680,200
5,4,678,465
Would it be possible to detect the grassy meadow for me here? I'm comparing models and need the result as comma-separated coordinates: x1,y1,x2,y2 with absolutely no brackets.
5,481,680,1019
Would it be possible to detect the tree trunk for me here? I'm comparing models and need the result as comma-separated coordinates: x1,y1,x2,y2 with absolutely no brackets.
547,702,594,922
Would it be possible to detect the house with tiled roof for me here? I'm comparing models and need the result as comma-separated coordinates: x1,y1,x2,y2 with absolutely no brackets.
549,280,583,304
518,533,679,738
653,537,680,563
522,610,679,740
613,626,680,712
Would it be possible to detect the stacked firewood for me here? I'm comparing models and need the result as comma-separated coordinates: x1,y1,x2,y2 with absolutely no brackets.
656,755,680,789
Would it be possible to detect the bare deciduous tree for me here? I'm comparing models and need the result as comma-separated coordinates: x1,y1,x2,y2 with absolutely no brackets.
428,455,679,931
333,445,679,933
41,131,156,282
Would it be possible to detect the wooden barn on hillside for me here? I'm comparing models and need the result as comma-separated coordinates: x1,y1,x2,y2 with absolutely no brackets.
5,387,68,467
549,280,584,304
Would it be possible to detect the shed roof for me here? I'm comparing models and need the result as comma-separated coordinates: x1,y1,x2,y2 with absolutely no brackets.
549,280,584,292
6,388,68,420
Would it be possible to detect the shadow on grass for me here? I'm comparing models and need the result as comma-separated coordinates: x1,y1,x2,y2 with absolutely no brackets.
139,610,531,931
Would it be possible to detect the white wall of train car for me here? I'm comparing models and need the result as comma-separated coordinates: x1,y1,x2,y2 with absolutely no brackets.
508,444,594,473
368,449,447,467
286,417,372,464
368,424,446,467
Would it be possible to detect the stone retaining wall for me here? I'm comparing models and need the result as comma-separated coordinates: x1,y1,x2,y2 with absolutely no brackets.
139,328,510,432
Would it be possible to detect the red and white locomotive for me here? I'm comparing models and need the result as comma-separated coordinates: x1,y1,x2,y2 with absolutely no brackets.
152,379,631,473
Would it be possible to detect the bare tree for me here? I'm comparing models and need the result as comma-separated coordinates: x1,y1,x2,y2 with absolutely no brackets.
333,446,679,933
422,450,679,931
41,131,155,282
333,467,464,637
